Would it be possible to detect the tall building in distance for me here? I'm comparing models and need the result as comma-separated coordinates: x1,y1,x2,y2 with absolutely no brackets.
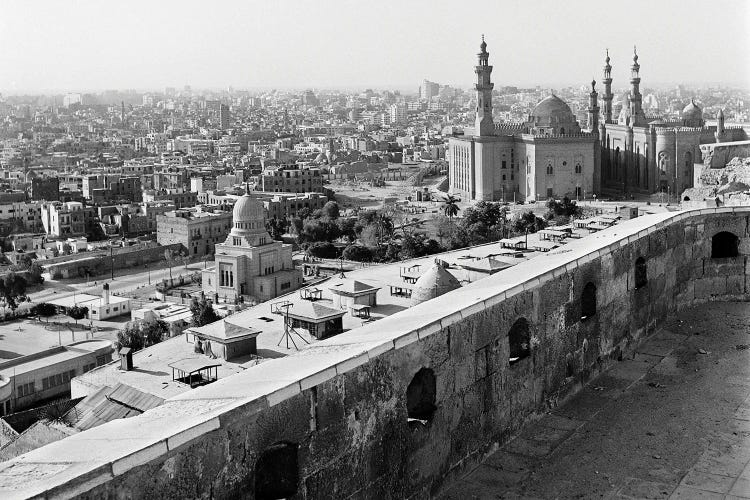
389,103,406,125
420,79,440,101
219,103,231,130
448,37,598,202
597,48,747,197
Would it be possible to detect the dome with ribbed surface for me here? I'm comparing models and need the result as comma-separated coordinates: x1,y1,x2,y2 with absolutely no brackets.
532,95,575,124
411,263,461,306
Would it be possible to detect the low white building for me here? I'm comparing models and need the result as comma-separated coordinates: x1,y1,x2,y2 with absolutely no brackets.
47,284,131,320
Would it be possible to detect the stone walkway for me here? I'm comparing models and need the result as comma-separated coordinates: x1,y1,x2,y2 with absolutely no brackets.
441,302,750,499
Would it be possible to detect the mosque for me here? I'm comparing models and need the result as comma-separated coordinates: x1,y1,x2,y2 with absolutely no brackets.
201,191,302,303
448,37,600,203
597,49,746,197
449,38,747,202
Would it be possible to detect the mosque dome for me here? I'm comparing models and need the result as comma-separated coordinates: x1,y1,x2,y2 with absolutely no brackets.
232,193,264,224
682,99,703,125
532,95,575,124
411,262,461,306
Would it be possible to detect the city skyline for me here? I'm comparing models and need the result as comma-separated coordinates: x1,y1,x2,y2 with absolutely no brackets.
1,0,749,94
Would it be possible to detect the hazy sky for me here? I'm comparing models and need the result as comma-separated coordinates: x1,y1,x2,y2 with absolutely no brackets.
1,0,748,94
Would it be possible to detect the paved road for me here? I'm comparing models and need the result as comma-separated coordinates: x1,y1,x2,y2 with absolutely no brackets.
30,263,203,303
441,301,750,499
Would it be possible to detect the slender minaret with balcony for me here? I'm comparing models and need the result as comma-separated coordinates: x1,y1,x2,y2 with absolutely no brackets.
602,50,613,123
474,35,495,136
587,79,600,132
628,46,647,127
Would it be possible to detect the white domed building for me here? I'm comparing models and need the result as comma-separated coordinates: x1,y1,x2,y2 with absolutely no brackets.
201,192,302,303
448,38,599,203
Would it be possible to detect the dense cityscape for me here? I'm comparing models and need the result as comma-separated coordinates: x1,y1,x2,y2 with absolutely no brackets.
0,0,749,497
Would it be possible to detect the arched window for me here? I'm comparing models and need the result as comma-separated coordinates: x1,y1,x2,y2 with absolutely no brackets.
508,318,531,365
255,442,299,500
581,282,597,320
407,367,436,422
575,163,582,174
712,231,739,258
634,257,647,289
547,164,553,175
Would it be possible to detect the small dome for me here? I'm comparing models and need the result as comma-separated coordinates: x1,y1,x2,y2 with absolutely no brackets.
232,193,264,223
682,99,703,122
411,263,461,306
532,95,575,124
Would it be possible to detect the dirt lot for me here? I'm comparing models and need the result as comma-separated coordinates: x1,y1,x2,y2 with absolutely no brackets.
441,301,750,499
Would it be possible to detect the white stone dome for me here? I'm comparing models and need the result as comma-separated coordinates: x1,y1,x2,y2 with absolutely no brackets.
232,193,264,223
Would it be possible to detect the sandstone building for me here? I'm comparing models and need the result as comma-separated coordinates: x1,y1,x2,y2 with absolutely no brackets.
449,38,599,202
597,49,747,197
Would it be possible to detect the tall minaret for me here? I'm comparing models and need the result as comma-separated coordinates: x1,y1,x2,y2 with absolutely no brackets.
628,46,646,126
587,79,600,132
715,108,726,143
120,101,125,126
602,49,613,123
474,35,495,137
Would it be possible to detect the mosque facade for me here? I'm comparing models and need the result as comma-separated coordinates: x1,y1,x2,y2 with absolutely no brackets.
449,38,747,203
448,38,600,203
597,49,747,198
201,191,302,303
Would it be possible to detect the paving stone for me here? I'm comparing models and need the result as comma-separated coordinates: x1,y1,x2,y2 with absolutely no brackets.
465,464,528,490
634,352,667,365
607,359,653,382
729,478,750,498
440,478,503,499
481,450,537,474
551,389,609,421
668,485,724,499
519,424,572,444
651,356,684,376
637,338,680,357
680,470,735,494
617,477,674,499
692,452,749,477
503,437,554,458
536,414,583,431
735,407,750,421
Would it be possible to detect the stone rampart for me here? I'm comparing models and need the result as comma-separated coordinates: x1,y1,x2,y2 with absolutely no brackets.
2,208,750,499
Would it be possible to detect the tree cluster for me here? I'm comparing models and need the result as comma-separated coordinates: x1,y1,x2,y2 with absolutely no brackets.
190,297,220,327
115,319,169,352
0,272,28,311
435,202,548,250
544,197,583,225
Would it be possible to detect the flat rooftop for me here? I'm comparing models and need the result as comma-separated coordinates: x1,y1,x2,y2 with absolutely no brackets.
0,340,113,378
74,333,257,399
75,214,621,397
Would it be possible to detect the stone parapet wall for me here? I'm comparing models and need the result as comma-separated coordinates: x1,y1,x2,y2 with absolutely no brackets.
2,208,750,499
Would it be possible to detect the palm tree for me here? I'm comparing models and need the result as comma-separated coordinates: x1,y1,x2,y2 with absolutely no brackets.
376,213,394,245
443,194,460,220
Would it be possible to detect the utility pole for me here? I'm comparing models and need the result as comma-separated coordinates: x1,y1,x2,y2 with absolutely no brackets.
110,245,114,280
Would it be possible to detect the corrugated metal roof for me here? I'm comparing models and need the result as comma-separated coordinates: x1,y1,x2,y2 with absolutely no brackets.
106,383,164,412
62,383,164,432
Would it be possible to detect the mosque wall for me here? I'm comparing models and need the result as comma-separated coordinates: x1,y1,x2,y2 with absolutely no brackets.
6,208,750,500
528,140,596,200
